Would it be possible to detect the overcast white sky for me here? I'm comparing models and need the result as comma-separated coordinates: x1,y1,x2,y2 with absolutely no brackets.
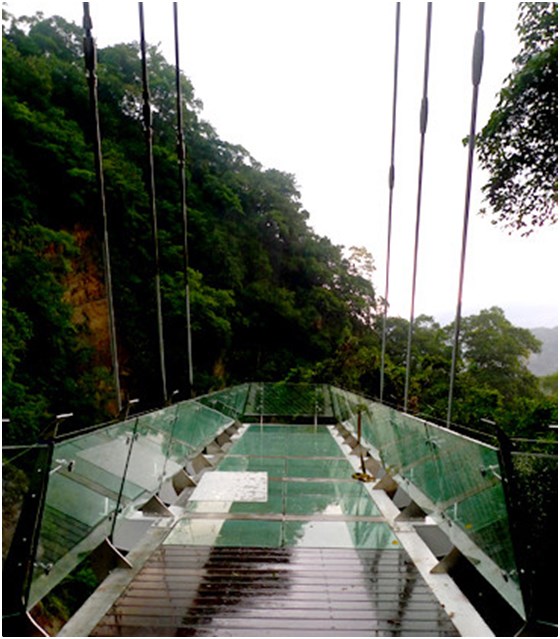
7,1,558,327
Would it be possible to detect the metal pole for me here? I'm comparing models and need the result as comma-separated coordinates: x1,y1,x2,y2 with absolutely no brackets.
109,416,140,542
447,4,485,426
379,2,401,403
139,3,168,405
404,2,432,413
83,3,122,413
2,443,53,622
173,3,194,397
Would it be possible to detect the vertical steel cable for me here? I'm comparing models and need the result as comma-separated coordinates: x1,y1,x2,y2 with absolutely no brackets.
447,4,485,427
83,3,122,413
404,2,432,413
139,3,168,404
173,3,194,396
379,3,401,404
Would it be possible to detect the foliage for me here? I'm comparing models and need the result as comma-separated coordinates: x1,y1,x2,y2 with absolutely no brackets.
32,560,101,635
446,308,555,435
540,372,558,400
476,3,558,234
2,12,377,437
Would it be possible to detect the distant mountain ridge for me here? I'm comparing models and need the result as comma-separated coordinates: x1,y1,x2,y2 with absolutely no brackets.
528,327,558,376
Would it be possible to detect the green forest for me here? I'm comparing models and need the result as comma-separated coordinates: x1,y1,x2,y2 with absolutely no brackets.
2,11,557,445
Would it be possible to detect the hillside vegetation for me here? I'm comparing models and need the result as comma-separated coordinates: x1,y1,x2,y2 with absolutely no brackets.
2,12,557,443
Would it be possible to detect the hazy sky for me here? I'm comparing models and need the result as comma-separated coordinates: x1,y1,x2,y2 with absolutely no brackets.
6,1,558,327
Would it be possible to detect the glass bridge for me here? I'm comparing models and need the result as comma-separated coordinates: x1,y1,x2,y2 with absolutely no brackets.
2,383,557,636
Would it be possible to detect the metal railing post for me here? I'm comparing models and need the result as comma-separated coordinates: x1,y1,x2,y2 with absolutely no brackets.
2,442,53,634
109,417,140,543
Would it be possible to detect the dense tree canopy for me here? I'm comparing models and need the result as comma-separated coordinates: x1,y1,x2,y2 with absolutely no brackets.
2,11,556,444
476,2,558,234
2,11,379,439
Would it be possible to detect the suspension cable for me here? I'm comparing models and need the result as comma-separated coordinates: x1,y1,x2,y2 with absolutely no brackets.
83,3,122,413
403,3,433,413
139,3,168,404
379,2,401,404
447,3,485,427
173,3,194,396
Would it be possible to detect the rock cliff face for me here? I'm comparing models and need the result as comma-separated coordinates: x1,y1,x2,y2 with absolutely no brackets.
63,225,112,365
62,225,121,414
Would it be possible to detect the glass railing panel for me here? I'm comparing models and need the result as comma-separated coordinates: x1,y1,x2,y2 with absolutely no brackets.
66,420,146,501
317,384,334,418
261,382,318,416
330,387,359,422
16,386,309,611
444,482,514,566
29,468,117,602
171,401,234,451
121,409,181,495
52,422,139,498
424,426,501,506
361,403,403,469
199,384,250,419
165,436,196,465
39,471,115,532
242,382,263,416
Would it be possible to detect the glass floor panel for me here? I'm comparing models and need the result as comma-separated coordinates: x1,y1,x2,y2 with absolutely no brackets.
166,424,398,550
229,424,345,458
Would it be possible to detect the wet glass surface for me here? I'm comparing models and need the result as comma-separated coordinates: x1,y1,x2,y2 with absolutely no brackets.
92,545,460,637
90,414,461,636
166,424,397,550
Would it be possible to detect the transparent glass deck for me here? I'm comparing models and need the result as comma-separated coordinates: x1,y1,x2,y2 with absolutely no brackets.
166,424,398,550
13,382,530,621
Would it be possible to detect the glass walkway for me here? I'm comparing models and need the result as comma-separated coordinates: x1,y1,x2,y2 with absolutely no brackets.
90,423,461,636
3,383,556,636
166,424,396,550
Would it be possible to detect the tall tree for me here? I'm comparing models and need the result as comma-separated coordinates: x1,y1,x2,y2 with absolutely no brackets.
476,3,557,234
449,307,556,435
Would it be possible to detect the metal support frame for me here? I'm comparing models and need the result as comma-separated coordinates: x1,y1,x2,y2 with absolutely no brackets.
2,444,52,636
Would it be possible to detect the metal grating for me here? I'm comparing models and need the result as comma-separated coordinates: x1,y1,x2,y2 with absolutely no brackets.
92,545,460,637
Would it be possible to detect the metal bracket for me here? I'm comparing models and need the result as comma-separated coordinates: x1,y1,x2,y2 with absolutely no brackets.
225,422,241,436
204,440,223,455
188,453,213,476
373,473,399,497
215,431,232,447
395,500,427,521
89,538,132,583
139,495,173,517
430,546,462,574
172,469,196,495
